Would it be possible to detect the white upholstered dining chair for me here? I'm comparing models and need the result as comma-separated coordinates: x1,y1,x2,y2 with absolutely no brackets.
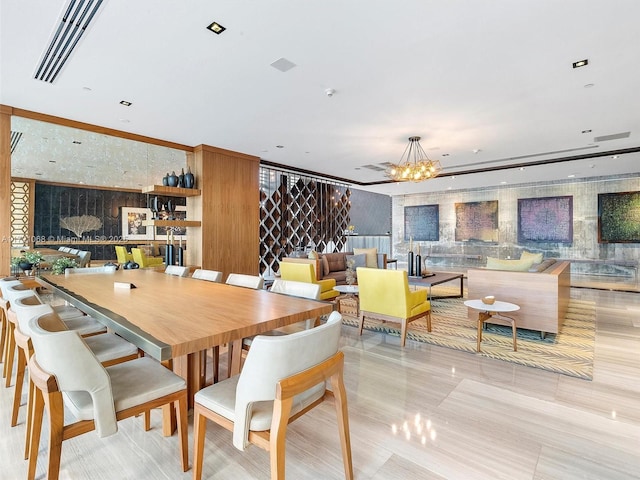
165,265,190,277
26,311,189,480
65,265,117,275
191,268,223,282
11,296,140,457
226,273,264,289
192,311,353,480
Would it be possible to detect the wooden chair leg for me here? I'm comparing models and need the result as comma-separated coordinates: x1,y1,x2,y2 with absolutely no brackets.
4,321,15,386
358,314,366,336
0,316,6,365
270,397,293,480
27,387,44,480
11,346,27,426
400,320,408,347
425,310,432,332
176,395,189,472
45,391,65,480
330,371,354,480
192,407,208,480
24,377,35,459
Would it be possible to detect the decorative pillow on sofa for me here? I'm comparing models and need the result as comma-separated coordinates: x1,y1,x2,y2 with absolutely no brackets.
320,255,330,277
346,254,367,269
486,256,535,271
353,248,378,268
520,250,544,264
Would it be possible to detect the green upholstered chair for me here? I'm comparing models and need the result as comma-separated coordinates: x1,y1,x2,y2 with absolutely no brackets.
356,267,431,347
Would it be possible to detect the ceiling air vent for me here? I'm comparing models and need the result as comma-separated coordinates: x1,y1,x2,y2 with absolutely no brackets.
593,132,631,142
361,164,386,172
10,131,23,153
34,0,105,83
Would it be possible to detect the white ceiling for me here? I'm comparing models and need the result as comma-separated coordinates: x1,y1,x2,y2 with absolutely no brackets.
2,0,640,195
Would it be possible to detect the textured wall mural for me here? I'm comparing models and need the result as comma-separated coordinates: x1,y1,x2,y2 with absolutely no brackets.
518,196,573,243
455,200,498,242
598,191,640,243
404,205,439,241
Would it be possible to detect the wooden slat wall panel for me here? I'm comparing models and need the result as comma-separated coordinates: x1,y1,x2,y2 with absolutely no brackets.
189,145,259,279
0,106,12,276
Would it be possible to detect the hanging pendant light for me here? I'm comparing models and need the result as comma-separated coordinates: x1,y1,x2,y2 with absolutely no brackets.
385,136,443,182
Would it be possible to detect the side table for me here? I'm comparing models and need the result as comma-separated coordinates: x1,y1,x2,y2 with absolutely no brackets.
333,285,359,316
464,299,520,352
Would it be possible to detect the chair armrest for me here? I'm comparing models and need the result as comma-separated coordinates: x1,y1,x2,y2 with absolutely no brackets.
317,278,336,292
408,288,427,308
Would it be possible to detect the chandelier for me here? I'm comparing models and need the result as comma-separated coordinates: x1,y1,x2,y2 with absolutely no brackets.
386,136,443,182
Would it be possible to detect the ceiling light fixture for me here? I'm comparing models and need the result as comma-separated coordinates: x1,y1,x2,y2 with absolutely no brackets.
119,100,132,106
572,59,589,68
206,21,226,34
385,136,442,182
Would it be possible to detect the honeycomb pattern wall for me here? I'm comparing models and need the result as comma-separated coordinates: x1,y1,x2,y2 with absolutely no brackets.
10,180,32,248
259,167,351,275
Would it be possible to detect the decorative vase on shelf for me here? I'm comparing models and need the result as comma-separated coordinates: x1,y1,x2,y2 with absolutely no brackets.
184,166,195,189
162,173,169,186
167,171,179,187
178,168,185,188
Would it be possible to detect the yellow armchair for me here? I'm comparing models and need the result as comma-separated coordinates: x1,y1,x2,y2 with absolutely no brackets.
356,267,431,346
131,248,164,268
279,262,339,300
114,246,133,264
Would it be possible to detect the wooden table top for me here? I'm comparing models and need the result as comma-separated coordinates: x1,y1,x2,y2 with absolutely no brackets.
39,269,333,361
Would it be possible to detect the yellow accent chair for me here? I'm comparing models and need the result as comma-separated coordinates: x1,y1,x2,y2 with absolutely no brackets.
279,261,339,300
114,246,133,264
356,267,431,347
131,247,164,268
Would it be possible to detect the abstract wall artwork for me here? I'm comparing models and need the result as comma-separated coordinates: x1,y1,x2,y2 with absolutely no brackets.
404,205,439,241
455,200,498,242
598,191,640,243
518,196,573,243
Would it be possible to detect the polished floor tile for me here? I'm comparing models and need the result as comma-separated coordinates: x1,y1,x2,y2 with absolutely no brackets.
1,284,639,479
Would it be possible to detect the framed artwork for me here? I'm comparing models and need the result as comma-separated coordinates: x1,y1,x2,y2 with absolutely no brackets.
155,206,187,240
518,196,573,243
121,207,153,240
598,191,640,243
404,205,439,241
455,200,498,242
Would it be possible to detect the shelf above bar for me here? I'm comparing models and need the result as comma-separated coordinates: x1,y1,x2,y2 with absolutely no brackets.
142,220,201,227
142,185,201,197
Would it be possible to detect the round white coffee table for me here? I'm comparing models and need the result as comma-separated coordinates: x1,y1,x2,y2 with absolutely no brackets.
464,299,520,352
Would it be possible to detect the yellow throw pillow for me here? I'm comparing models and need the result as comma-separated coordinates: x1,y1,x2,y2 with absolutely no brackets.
486,256,534,271
520,251,543,264
353,247,378,268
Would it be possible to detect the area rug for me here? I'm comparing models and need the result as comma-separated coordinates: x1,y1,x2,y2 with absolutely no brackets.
340,287,596,380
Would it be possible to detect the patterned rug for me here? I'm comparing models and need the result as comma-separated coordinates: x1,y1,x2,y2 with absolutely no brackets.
340,288,596,380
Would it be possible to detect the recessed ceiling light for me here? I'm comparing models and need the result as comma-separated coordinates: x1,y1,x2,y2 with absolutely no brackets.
572,59,589,68
49,160,56,163
612,155,619,159
72,140,82,144
120,119,130,123
120,100,132,106
82,86,92,91
206,21,226,34
519,167,525,171
472,149,481,154
354,167,361,170
35,172,43,176
276,145,284,149
581,129,592,134
447,186,452,190
500,181,507,184
584,83,595,88
568,174,576,178
442,153,450,157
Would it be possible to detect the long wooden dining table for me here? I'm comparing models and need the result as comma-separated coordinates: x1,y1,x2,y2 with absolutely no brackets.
37,269,333,404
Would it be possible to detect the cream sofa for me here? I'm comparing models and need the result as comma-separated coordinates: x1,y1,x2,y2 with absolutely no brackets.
466,260,571,337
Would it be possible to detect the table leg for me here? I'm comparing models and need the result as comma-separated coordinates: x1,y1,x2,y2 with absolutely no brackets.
477,312,492,352
228,339,243,377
